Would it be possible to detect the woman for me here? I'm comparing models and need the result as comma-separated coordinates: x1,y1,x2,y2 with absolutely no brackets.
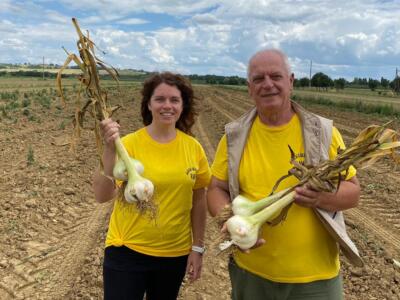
93,72,211,300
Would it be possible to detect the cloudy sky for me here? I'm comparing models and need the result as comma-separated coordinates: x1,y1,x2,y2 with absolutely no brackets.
1,0,399,80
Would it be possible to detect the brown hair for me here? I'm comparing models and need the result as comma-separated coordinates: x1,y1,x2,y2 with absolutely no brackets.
141,72,197,135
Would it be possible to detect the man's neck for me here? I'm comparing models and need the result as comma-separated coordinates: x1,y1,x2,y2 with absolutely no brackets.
258,104,295,127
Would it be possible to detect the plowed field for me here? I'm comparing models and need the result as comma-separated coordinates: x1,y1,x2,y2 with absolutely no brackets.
0,83,399,299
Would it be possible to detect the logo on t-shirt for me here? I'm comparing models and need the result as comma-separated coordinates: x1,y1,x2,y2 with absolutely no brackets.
289,144,305,165
293,152,305,165
186,167,197,181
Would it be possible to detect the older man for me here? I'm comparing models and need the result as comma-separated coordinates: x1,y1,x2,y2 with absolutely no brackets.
207,49,362,300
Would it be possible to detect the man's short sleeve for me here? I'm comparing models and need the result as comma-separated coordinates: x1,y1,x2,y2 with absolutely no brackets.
193,145,211,189
329,126,356,179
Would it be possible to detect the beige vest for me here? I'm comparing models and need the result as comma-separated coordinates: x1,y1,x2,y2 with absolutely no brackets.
225,101,363,267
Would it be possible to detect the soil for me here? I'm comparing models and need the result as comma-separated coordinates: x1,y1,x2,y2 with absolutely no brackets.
0,84,399,299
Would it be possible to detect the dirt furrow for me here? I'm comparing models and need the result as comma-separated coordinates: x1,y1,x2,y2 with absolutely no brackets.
346,208,400,251
45,202,112,299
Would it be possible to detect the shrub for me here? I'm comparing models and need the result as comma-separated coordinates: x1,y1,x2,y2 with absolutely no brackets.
22,98,31,107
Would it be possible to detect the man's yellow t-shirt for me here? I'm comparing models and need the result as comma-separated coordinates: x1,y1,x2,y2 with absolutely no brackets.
106,128,211,257
211,114,356,283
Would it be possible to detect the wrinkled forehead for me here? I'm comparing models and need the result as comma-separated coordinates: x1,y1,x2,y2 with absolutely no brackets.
248,53,288,77
248,63,286,78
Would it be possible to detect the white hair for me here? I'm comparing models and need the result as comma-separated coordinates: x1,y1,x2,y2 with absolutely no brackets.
247,49,292,81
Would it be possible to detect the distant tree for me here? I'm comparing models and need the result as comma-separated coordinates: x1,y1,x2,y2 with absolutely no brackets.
299,77,310,88
334,78,346,90
368,78,379,91
390,77,400,94
227,77,239,85
352,77,360,85
311,72,333,91
361,78,368,86
380,77,390,89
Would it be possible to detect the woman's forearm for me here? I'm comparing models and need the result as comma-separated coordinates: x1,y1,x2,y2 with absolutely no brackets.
93,146,118,203
191,188,207,247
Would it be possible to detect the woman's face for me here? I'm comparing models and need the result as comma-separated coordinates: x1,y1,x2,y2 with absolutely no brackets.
148,83,183,127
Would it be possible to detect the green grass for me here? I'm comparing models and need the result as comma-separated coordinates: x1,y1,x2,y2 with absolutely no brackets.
292,94,400,118
293,89,400,109
215,85,400,118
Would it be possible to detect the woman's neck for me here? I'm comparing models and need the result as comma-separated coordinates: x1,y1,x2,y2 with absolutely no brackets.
146,123,177,143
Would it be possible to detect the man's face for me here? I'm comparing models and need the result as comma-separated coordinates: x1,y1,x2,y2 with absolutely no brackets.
247,52,294,116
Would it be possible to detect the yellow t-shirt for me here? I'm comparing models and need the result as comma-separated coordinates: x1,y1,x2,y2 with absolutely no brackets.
211,114,356,283
106,128,211,257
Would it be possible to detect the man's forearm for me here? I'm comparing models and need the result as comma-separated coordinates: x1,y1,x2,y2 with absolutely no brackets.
317,178,360,211
207,186,231,217
294,176,360,212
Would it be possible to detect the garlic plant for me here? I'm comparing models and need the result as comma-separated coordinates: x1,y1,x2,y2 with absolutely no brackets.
57,18,155,207
113,157,144,181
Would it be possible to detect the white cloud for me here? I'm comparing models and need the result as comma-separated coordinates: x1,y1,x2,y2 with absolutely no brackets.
191,13,219,25
1,0,400,79
117,18,149,25
0,38,26,50
59,0,224,15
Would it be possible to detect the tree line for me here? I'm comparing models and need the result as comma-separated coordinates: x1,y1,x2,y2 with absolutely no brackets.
0,68,399,93
0,70,247,85
295,72,400,93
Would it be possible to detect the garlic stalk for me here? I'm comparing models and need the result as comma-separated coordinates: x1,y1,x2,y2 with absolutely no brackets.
232,188,290,216
113,157,144,181
224,191,296,250
114,137,154,203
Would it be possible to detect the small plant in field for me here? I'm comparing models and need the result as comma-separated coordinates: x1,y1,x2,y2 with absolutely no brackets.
28,114,37,122
22,98,31,107
22,108,30,116
39,96,51,109
59,120,66,130
27,146,35,166
7,219,19,234
6,100,19,111
1,91,17,101
1,105,7,118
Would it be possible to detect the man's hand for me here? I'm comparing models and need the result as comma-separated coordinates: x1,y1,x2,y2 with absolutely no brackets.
294,184,322,208
294,177,360,212
221,222,265,254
